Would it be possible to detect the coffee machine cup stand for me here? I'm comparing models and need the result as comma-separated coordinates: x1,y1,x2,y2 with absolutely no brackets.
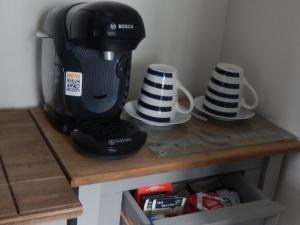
37,2,147,159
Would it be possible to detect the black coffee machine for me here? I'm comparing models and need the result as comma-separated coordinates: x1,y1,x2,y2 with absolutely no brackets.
39,1,147,159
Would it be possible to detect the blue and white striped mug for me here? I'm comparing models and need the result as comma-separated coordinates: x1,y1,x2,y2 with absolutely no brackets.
137,64,194,123
203,63,259,118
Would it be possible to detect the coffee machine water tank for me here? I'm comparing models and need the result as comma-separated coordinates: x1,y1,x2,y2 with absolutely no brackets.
40,1,145,131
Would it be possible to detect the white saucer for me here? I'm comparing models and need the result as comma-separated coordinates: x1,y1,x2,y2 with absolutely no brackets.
194,96,255,121
124,100,191,127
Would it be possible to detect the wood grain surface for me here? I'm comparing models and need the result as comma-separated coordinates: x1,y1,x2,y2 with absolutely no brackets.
12,178,80,214
0,162,6,185
1,139,64,183
0,185,17,219
0,206,82,225
0,110,82,225
31,108,300,187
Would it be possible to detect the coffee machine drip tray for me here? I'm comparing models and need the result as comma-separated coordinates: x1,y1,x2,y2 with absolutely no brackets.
71,120,147,159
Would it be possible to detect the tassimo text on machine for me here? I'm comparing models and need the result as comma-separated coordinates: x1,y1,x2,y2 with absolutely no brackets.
108,138,133,145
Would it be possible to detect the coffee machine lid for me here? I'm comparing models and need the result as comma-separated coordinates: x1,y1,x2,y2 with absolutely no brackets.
66,1,145,52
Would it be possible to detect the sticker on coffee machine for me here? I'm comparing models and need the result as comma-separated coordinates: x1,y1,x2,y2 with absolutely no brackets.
65,71,82,96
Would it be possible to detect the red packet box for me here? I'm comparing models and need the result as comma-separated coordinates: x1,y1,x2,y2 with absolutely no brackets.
190,192,224,211
135,183,172,207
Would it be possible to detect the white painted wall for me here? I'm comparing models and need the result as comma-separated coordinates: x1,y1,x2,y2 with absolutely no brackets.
0,0,228,108
222,1,300,225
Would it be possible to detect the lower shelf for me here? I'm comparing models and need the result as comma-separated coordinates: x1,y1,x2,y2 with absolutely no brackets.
121,173,284,225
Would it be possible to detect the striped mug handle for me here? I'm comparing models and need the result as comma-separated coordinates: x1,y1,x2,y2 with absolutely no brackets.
241,77,259,110
175,81,194,114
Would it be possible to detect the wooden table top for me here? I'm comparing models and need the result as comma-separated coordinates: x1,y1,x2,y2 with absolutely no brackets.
31,108,300,187
0,110,82,225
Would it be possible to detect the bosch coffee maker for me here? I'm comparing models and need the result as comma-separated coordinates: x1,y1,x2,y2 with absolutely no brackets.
38,1,147,159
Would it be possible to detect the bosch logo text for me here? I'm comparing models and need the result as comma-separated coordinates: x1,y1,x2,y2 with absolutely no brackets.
118,24,134,29
110,23,134,30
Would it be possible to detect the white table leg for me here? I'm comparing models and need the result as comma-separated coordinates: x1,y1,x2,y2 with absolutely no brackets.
98,191,122,225
42,220,67,225
77,184,101,225
260,155,284,199
265,214,280,225
77,183,122,225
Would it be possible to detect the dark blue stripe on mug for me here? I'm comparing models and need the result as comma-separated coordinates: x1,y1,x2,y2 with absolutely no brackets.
215,66,239,78
138,99,172,112
211,77,240,89
147,68,173,78
137,110,170,123
205,95,239,108
207,87,239,99
141,89,173,101
203,104,237,118
144,78,173,90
